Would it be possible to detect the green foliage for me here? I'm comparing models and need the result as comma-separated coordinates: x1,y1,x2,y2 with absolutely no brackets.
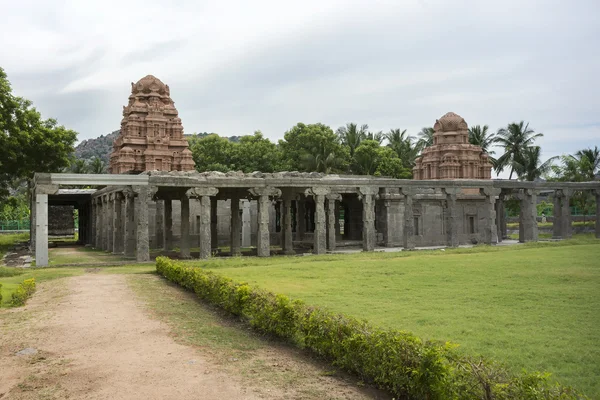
494,121,543,179
0,193,29,221
537,200,553,216
0,67,77,201
385,128,421,172
188,134,236,172
0,282,2,304
10,277,36,306
279,123,347,172
0,266,25,277
353,140,411,178
156,257,584,400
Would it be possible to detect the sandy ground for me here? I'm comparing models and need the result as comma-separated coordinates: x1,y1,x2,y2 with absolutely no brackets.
0,274,384,400
1,275,261,399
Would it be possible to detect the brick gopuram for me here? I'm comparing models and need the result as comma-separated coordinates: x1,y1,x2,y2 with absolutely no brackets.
413,112,493,180
109,75,195,174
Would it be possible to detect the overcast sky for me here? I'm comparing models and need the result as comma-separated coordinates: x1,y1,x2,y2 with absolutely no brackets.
2,0,599,171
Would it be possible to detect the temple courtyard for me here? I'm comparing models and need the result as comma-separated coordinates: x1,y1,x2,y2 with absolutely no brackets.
1,234,598,398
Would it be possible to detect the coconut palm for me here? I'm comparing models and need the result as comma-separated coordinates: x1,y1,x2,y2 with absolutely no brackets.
385,128,421,169
336,123,368,157
468,125,496,154
574,146,600,180
69,158,88,174
365,130,384,145
88,157,106,174
494,121,543,179
417,127,435,148
512,146,557,181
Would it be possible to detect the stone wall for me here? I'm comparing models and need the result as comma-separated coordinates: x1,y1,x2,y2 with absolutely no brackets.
49,205,75,236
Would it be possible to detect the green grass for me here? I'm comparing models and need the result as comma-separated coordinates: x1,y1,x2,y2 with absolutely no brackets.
0,232,29,259
197,236,600,398
506,221,595,229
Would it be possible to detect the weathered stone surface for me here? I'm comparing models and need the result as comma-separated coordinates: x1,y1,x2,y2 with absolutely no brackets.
135,187,151,261
124,189,136,257
249,187,281,257
516,189,538,242
164,199,173,251
112,193,124,254
359,187,377,251
595,190,600,239
155,200,164,249
109,75,195,174
180,194,191,258
326,194,341,251
230,197,241,256
35,194,49,267
480,187,500,245
281,196,295,255
400,188,416,249
443,188,460,247
413,112,492,179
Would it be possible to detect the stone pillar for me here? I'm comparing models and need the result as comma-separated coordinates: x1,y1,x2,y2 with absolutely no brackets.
135,186,154,262
496,193,506,242
124,189,136,257
187,187,219,259
90,200,96,247
112,192,124,254
380,189,402,247
155,200,164,250
595,189,600,239
230,196,241,256
241,200,252,247
249,187,281,257
306,187,329,254
102,195,110,251
443,187,460,248
517,188,538,243
481,187,500,245
401,188,415,250
281,195,295,255
164,199,173,251
552,190,564,239
359,186,378,251
326,194,340,251
296,197,306,241
211,197,218,252
35,194,49,267
94,198,102,249
180,193,191,258
107,194,114,252
561,189,572,239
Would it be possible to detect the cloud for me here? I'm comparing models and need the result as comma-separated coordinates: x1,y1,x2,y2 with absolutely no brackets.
0,0,598,172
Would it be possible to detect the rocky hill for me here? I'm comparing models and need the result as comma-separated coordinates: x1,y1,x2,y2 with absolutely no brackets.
75,130,120,163
74,131,242,164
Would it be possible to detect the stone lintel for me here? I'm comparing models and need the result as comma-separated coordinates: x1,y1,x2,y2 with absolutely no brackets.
480,187,501,198
187,187,219,198
358,186,378,197
35,184,60,195
249,187,281,198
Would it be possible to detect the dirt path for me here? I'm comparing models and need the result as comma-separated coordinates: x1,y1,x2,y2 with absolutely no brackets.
1,275,261,399
1,274,384,400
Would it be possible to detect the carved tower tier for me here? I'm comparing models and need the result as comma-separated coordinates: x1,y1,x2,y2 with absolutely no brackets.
413,112,492,180
109,75,196,174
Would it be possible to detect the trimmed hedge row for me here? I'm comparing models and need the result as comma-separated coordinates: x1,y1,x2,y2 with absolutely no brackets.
156,257,585,400
10,278,36,307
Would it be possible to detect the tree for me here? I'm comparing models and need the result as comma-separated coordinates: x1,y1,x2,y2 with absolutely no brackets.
494,121,543,179
512,146,557,181
0,67,77,201
336,123,368,158
385,128,421,171
352,140,411,178
88,157,106,174
468,124,496,155
417,127,435,148
279,123,347,172
365,130,384,145
574,146,600,180
188,134,235,172
232,131,283,172
69,158,89,174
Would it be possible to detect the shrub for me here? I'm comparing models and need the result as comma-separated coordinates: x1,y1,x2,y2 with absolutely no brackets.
0,282,3,304
10,278,36,307
156,257,586,400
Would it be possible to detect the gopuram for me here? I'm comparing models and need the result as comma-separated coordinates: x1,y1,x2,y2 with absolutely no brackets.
413,112,493,179
109,75,195,174
29,76,600,266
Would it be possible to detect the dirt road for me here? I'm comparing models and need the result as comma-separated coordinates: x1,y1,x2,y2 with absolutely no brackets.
0,274,383,400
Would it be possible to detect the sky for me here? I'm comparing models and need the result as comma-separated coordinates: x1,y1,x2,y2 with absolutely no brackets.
1,0,599,173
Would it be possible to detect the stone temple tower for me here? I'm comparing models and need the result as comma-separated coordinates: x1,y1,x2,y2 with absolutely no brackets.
109,75,196,174
413,112,492,180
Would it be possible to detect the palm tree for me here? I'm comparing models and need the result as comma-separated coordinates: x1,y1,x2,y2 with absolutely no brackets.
385,129,421,169
417,127,435,148
69,158,88,174
468,125,496,154
336,123,368,157
512,146,557,181
88,157,105,174
574,146,600,180
365,130,384,145
494,121,543,179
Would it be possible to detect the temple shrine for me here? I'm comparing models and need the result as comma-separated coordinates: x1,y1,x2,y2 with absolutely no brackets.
109,75,195,174
413,112,492,180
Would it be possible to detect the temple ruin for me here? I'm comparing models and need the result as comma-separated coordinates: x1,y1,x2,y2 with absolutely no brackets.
413,112,493,180
109,75,195,174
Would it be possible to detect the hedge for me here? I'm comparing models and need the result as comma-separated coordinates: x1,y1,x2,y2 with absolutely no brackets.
156,257,586,400
10,278,36,307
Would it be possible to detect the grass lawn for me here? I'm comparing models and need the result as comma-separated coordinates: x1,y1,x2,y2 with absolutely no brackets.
198,237,600,398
